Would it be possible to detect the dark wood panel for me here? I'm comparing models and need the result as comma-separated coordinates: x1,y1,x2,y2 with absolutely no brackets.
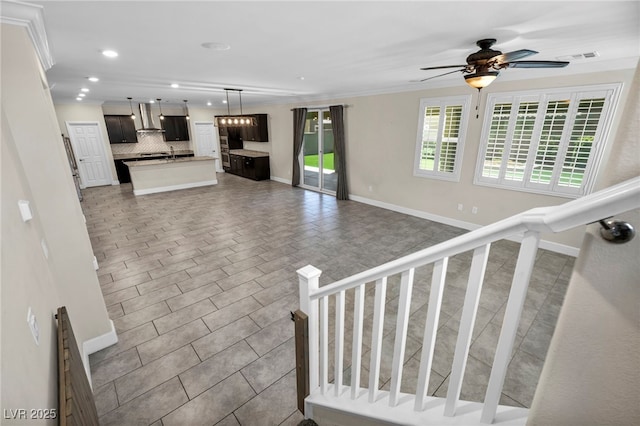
162,115,190,141
104,115,137,144
57,306,100,426
294,309,309,414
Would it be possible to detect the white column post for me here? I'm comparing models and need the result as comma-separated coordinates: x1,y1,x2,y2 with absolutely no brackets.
298,265,322,392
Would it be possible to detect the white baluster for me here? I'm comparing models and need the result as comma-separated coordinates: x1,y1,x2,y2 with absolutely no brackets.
334,290,346,396
481,232,540,423
298,265,322,392
351,283,366,399
444,244,490,416
368,277,388,403
389,268,415,407
415,258,449,411
319,295,329,394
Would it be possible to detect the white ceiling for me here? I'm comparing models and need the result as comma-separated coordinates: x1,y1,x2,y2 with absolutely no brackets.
32,1,640,109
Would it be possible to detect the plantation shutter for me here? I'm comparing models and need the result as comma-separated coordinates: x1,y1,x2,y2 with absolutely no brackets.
475,85,619,197
414,95,471,182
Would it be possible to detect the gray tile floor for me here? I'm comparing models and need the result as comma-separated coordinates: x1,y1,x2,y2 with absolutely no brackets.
84,173,573,425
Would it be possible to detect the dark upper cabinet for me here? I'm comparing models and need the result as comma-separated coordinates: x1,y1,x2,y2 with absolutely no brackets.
105,115,138,144
217,114,269,143
240,114,269,142
162,116,190,141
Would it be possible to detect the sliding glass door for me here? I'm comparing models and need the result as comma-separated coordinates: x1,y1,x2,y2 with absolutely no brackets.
300,109,337,193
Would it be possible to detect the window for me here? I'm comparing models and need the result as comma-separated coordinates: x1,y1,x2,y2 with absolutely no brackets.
414,95,471,181
474,84,621,197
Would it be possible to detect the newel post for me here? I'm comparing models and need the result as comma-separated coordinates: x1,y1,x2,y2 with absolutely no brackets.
297,265,322,395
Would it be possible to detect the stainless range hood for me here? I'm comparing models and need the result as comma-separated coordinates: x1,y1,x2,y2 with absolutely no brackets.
137,103,164,133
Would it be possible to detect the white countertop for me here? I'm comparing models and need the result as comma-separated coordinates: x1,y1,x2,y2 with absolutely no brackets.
124,156,217,167
229,149,269,158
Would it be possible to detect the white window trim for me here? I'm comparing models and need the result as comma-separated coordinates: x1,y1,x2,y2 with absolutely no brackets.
413,95,471,182
473,83,623,198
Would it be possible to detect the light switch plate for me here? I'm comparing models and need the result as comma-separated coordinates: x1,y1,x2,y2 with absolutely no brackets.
18,200,33,222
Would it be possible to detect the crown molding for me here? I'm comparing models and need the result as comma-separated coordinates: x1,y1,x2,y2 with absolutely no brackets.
1,0,54,70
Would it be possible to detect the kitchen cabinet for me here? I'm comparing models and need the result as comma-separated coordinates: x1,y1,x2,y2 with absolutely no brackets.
240,114,269,142
115,159,132,183
229,154,243,175
217,114,268,143
105,115,138,144
227,151,270,181
162,115,190,141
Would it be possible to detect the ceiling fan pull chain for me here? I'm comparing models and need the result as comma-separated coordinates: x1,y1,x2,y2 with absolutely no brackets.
475,88,481,119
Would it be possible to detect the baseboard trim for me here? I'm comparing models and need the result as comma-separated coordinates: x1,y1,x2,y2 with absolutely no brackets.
349,194,580,257
111,179,120,186
270,176,292,185
82,320,118,388
132,179,218,196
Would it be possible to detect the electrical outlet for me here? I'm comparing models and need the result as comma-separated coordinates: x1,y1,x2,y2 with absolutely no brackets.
27,307,39,345
457,203,463,211
472,206,478,214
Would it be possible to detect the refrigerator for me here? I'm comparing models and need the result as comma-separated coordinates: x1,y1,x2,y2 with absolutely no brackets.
62,134,83,201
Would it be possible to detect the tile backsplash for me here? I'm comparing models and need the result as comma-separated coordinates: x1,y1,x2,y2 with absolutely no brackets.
110,132,191,154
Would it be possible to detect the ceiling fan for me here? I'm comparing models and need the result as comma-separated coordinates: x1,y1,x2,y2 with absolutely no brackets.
419,38,569,89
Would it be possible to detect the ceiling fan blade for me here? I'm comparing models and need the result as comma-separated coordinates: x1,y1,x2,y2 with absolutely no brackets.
492,49,538,63
420,64,467,71
418,68,465,82
508,60,569,68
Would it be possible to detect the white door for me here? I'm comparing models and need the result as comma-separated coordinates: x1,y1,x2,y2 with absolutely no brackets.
194,122,222,172
66,122,111,187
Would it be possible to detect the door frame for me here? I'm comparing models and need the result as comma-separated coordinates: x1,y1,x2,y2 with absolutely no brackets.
299,109,336,195
193,121,222,172
65,121,113,188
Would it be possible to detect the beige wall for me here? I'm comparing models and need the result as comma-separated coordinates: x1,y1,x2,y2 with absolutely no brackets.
528,62,640,425
255,69,635,251
1,24,111,420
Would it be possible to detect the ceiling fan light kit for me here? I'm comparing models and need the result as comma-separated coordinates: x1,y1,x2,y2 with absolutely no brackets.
464,71,499,89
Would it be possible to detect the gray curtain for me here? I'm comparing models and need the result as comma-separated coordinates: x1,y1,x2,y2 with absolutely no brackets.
330,105,349,200
292,108,307,186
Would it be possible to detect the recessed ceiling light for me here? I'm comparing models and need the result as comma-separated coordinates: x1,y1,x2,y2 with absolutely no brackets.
78,93,86,97
76,97,83,101
171,83,179,88
201,42,231,51
87,76,99,82
149,99,155,103
222,100,227,104
101,50,118,58
207,101,212,106
81,88,90,92
298,76,305,80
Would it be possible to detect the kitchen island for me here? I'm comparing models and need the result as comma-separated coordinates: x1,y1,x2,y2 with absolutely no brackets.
125,156,217,196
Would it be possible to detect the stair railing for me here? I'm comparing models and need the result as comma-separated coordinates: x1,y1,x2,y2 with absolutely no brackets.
297,176,640,425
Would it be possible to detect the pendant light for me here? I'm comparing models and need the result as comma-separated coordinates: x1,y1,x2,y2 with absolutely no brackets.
157,98,164,120
214,89,257,127
127,97,136,120
183,100,190,120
